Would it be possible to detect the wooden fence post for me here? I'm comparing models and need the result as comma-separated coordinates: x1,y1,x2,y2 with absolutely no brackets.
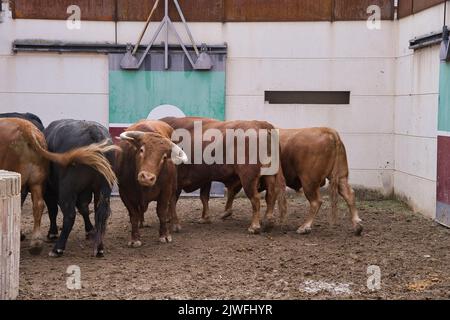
0,170,21,300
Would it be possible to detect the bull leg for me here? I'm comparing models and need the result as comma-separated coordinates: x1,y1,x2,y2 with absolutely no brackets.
278,191,288,225
29,184,45,255
76,193,94,240
21,186,29,206
338,177,363,236
199,183,212,224
139,214,150,229
127,211,142,248
297,184,322,235
138,201,150,229
118,190,142,248
262,175,277,232
92,186,112,257
44,188,59,241
222,182,242,220
156,198,172,243
20,186,29,242
170,188,182,232
49,192,77,257
242,178,261,234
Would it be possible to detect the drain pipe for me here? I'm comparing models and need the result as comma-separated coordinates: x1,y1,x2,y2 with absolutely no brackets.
440,1,450,61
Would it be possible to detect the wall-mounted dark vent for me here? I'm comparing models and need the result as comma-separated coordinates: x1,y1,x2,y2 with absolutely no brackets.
264,91,350,105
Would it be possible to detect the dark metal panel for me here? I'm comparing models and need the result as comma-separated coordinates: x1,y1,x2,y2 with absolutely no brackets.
265,91,350,105
12,0,116,21
398,0,413,18
12,39,228,54
413,0,445,14
117,0,224,22
409,28,445,49
225,0,333,22
334,0,395,21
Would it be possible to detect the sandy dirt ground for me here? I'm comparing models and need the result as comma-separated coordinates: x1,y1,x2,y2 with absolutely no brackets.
17,193,450,300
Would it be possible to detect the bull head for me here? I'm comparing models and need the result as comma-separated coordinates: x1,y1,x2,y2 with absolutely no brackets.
120,131,188,187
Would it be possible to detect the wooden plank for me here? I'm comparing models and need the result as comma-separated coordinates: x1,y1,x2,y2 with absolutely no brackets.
11,0,116,21
334,0,395,21
413,0,445,14
12,0,439,22
117,0,224,22
398,0,414,18
225,0,333,22
0,171,21,301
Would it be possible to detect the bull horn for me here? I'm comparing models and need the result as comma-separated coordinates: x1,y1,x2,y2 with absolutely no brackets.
170,142,188,165
119,131,145,141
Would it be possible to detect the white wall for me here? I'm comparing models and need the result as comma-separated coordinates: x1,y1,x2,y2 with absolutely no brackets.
0,3,444,217
393,4,447,218
0,6,113,127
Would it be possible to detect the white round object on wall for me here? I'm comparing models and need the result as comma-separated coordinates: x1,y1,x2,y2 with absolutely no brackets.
147,104,186,120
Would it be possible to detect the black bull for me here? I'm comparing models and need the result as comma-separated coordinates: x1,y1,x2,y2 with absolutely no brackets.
44,119,117,257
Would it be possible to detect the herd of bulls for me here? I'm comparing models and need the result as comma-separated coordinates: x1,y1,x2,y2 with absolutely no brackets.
0,112,363,258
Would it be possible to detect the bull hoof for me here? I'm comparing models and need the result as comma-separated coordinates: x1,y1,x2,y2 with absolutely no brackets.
29,245,43,256
354,223,363,236
159,235,173,243
296,226,312,235
95,250,105,258
29,239,43,255
47,233,58,242
139,222,151,229
85,230,96,240
247,226,261,235
172,224,182,233
221,211,233,220
127,240,142,248
48,249,64,258
262,219,275,232
199,217,212,224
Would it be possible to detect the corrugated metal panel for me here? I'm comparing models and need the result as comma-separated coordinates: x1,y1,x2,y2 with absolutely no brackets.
224,0,333,22
398,0,413,18
413,0,445,13
117,0,224,22
334,0,395,21
11,0,116,21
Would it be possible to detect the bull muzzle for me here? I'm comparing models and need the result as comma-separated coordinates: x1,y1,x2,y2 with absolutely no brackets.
137,171,157,187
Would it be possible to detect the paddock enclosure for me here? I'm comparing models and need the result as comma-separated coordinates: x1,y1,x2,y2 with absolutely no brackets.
1,0,450,300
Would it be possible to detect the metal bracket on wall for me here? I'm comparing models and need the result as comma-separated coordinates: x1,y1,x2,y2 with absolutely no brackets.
120,0,212,71
441,26,450,61
409,28,449,50
0,1,4,23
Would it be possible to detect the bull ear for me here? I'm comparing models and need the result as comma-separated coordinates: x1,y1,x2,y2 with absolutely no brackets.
120,131,145,148
169,141,188,165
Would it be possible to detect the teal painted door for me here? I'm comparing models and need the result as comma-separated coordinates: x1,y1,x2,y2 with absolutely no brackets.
108,50,227,197
108,51,226,129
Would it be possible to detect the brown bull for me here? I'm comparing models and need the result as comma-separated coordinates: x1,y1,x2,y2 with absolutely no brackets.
115,120,188,247
0,118,117,254
160,117,286,234
220,128,363,235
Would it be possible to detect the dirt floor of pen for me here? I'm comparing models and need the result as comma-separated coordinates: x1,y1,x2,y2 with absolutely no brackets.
17,192,450,300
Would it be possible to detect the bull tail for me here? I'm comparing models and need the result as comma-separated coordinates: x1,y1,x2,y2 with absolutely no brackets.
329,130,346,225
277,170,288,224
93,185,112,256
31,133,118,188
